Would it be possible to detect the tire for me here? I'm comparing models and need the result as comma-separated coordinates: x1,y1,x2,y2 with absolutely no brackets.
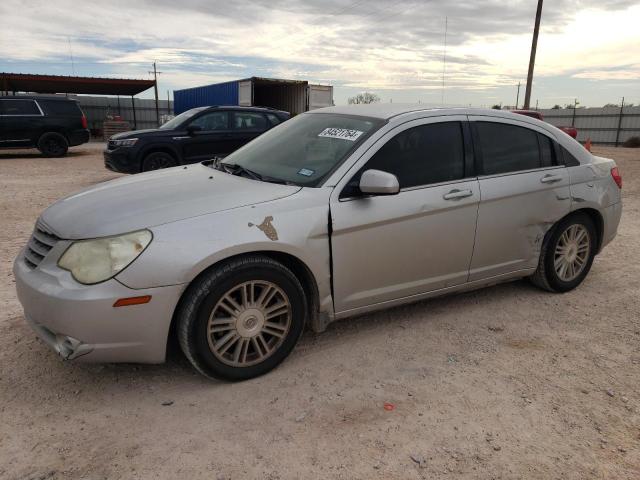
37,132,68,157
531,213,597,293
142,151,177,171
176,255,307,381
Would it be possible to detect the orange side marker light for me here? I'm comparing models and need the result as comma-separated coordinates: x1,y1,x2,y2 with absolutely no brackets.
113,295,152,307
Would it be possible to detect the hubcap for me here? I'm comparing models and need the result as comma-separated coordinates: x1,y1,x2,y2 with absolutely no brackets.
206,280,292,367
554,224,590,282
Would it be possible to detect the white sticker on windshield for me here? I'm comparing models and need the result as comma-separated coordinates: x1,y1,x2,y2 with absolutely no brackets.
318,128,364,142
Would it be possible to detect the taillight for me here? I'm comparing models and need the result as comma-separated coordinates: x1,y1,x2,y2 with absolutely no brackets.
81,114,88,129
611,167,622,189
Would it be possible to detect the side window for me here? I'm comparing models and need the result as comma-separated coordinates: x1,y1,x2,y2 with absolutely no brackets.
39,100,82,116
538,133,556,168
477,122,540,175
559,146,581,167
266,113,281,126
233,112,267,130
0,99,41,115
364,122,465,189
189,111,229,131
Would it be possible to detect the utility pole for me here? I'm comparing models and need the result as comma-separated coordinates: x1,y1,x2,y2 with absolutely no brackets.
516,82,521,109
524,0,543,109
149,62,162,127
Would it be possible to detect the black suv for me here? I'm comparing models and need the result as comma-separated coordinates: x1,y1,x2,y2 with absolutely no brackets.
0,96,90,157
104,106,290,173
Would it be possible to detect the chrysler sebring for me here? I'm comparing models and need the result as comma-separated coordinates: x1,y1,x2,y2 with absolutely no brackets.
14,105,622,380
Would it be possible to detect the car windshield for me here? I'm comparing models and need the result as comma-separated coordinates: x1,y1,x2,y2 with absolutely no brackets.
159,107,207,130
220,113,384,187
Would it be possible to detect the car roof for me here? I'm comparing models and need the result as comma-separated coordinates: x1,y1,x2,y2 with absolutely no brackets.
307,103,540,122
204,105,288,115
0,95,78,102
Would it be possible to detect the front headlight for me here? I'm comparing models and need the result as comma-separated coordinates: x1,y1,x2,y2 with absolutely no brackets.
58,230,152,285
111,138,138,147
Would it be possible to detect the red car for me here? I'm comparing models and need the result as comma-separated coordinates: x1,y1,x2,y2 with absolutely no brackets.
511,109,578,139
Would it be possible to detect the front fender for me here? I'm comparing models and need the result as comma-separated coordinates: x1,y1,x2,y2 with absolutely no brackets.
115,188,332,309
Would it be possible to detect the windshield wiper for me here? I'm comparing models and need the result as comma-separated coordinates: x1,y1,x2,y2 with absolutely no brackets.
219,162,294,185
220,162,262,181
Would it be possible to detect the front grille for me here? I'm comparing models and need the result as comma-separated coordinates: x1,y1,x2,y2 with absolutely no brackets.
24,221,60,269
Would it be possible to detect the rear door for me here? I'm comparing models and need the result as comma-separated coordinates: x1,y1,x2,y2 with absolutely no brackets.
229,111,269,151
330,116,480,313
0,98,44,147
179,110,235,162
468,116,571,281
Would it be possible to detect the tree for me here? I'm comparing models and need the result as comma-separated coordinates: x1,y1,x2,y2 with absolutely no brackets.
603,103,619,108
491,104,502,110
551,104,561,109
348,92,380,104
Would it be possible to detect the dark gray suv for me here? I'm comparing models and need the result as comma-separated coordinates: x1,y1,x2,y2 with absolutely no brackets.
103,105,290,173
0,96,90,156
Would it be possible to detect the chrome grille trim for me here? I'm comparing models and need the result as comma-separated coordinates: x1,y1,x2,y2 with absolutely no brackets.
24,220,60,269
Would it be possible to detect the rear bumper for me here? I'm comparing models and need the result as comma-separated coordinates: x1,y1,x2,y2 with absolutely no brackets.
68,129,90,146
13,249,185,364
104,148,140,174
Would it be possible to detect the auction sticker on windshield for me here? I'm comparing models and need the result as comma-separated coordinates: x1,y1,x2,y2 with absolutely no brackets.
318,128,364,142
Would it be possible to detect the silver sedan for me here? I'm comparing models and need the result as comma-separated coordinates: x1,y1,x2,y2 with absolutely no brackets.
13,105,622,380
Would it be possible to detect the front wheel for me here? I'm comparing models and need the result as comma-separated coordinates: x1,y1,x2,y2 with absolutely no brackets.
531,213,597,292
142,151,177,171
177,256,307,381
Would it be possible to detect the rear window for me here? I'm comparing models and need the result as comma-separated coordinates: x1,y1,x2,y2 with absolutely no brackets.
39,100,82,116
233,112,267,130
477,122,541,175
0,99,41,115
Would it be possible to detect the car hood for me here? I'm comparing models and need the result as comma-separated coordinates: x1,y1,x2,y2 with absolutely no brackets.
110,128,171,139
40,164,301,239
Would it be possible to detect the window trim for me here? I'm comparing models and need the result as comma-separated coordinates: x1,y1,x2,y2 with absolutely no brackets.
338,117,475,200
0,98,44,117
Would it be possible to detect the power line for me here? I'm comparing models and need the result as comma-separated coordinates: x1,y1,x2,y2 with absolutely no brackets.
441,16,447,106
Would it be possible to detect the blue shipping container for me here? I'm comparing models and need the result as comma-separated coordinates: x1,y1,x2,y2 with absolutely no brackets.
174,80,239,114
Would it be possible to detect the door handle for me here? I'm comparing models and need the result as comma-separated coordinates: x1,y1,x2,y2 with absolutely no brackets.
443,189,473,200
540,174,562,184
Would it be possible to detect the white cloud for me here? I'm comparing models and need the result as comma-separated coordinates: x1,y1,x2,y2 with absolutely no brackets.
1,0,639,106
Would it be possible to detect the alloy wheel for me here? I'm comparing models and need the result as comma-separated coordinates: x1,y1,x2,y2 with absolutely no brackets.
553,224,590,282
206,280,292,367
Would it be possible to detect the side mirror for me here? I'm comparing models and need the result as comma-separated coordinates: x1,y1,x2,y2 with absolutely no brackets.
359,169,400,195
187,124,203,135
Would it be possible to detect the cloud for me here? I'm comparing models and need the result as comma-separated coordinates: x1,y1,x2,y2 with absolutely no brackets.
1,0,639,105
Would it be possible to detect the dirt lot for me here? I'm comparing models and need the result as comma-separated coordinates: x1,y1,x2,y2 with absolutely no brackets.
0,143,638,479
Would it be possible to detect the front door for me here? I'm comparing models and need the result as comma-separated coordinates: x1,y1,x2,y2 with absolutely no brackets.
330,117,480,314
468,117,571,280
180,110,235,162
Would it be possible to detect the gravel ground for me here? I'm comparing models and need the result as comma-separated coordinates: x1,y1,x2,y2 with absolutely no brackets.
0,143,639,480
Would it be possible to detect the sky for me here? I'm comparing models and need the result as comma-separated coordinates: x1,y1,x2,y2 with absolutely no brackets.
1,0,639,108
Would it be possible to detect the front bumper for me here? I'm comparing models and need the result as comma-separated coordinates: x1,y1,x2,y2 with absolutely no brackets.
13,249,185,364
104,148,140,174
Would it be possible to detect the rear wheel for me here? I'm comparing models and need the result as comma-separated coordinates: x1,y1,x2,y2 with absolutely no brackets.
142,151,177,171
177,256,307,381
37,132,68,157
531,213,597,292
